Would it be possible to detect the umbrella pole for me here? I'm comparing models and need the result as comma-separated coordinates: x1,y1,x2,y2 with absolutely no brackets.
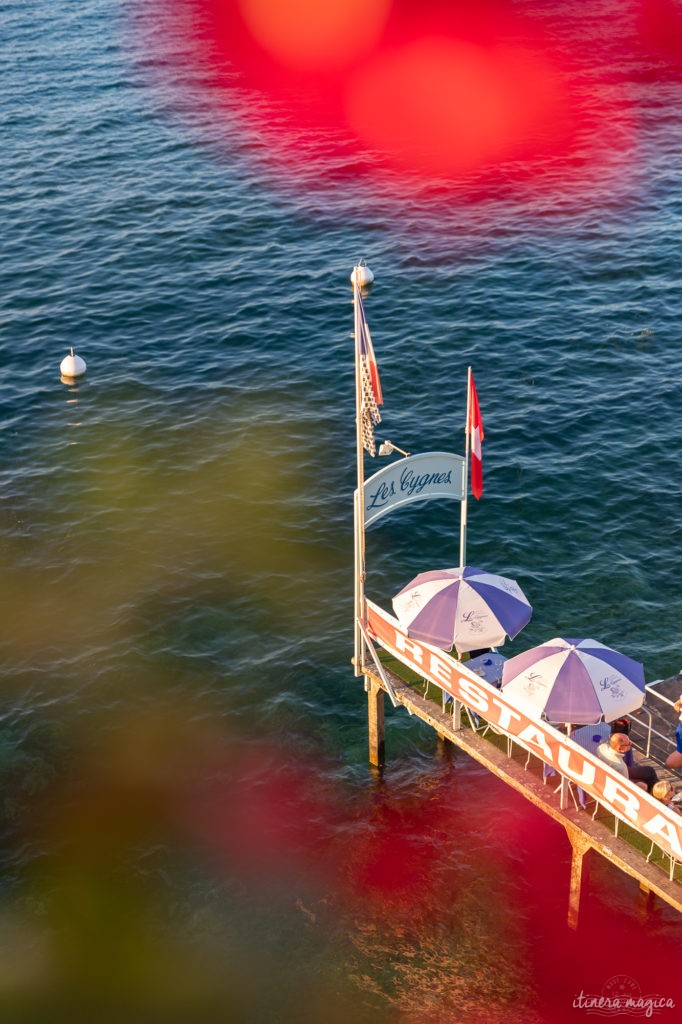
459,366,472,567
559,723,573,809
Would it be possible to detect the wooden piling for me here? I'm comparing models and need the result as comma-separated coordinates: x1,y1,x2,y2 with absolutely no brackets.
566,828,592,930
435,734,453,760
637,883,655,922
368,675,385,767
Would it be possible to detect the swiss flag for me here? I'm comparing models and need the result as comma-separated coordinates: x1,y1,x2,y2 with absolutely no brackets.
468,373,484,499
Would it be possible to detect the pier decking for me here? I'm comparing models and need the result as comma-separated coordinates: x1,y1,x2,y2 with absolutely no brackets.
357,655,682,927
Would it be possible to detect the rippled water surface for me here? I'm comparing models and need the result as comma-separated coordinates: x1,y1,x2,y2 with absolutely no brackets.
3,0,682,1020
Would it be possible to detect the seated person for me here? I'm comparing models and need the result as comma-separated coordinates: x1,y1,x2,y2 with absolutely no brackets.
652,780,682,812
597,733,658,793
610,717,634,767
665,697,682,771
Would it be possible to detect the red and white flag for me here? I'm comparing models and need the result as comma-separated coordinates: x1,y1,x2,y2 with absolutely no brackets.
356,288,383,456
468,372,484,499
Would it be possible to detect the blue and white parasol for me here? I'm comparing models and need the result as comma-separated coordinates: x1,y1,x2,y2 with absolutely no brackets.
392,566,532,654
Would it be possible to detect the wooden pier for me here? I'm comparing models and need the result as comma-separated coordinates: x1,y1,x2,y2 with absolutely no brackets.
359,659,682,928
349,268,682,928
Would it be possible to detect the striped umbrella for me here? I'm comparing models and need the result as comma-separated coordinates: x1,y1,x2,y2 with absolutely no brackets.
392,566,532,654
500,637,645,725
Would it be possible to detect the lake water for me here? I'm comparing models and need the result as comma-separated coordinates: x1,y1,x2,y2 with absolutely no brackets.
3,0,682,1020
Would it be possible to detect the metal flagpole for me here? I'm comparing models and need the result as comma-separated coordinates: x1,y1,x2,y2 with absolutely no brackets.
459,365,471,568
353,271,366,676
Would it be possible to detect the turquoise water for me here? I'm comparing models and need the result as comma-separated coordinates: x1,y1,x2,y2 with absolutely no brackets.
3,0,682,1020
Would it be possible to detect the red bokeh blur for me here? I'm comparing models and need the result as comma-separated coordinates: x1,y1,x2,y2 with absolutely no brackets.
638,0,682,64
345,36,561,175
182,742,471,919
339,784,462,917
134,0,641,198
180,745,682,1021
182,745,340,886
237,0,392,71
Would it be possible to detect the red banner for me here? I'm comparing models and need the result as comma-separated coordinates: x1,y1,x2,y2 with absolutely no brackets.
366,600,682,866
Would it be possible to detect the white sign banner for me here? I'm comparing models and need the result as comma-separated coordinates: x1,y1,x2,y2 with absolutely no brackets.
360,451,466,528
366,600,682,866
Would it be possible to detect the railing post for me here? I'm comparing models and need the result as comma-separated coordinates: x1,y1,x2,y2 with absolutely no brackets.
452,698,462,731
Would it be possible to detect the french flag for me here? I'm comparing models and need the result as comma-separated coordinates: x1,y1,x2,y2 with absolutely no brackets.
356,288,383,407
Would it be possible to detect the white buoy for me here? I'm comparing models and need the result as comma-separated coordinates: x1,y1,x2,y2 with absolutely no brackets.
350,261,374,287
60,347,87,379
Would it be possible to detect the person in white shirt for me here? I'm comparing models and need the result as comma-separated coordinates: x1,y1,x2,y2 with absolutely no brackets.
597,732,658,792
